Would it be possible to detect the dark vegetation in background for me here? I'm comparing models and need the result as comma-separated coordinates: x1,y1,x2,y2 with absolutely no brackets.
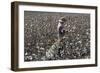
24,11,90,61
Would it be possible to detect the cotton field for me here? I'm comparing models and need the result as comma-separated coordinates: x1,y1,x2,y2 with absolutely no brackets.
24,11,90,61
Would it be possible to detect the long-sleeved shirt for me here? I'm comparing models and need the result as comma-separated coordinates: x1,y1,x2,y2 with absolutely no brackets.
57,23,65,36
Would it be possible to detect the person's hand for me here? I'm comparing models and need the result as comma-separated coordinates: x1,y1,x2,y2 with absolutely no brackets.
61,29,65,33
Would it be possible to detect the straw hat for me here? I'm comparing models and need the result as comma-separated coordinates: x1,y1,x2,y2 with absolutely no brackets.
59,17,66,22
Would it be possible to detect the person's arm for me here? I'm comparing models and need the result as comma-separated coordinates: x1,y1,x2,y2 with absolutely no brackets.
64,24,69,33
